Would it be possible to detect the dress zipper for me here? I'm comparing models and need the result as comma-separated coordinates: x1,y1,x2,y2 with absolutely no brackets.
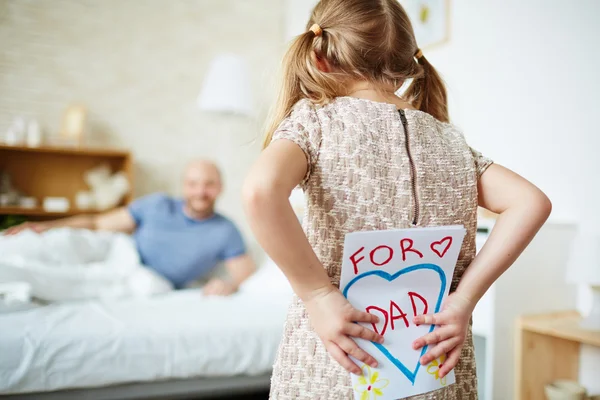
398,109,420,225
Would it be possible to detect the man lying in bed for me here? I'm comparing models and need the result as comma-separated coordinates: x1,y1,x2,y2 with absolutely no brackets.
5,160,255,296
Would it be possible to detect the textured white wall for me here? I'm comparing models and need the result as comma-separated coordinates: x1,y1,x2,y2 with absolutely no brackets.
0,0,285,253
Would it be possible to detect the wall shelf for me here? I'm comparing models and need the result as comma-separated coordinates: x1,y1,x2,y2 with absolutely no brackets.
0,144,130,157
0,145,133,220
0,206,101,218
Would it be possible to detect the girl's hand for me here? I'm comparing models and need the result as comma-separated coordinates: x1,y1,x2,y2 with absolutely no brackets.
304,286,385,375
412,292,475,378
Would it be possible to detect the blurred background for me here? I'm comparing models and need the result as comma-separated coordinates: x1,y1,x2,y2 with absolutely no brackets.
0,1,599,399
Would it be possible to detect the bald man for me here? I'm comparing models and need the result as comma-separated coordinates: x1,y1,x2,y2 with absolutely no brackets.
5,160,255,296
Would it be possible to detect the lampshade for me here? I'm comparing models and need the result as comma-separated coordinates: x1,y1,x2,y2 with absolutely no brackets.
197,53,254,117
566,230,600,285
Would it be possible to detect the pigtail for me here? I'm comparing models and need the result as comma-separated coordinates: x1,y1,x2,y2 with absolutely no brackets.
404,54,449,123
263,33,314,148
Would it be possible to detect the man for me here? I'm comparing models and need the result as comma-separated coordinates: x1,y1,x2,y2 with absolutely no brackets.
5,160,255,296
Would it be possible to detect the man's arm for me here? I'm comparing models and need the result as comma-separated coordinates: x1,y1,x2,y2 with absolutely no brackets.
224,254,256,287
3,207,137,235
203,254,256,296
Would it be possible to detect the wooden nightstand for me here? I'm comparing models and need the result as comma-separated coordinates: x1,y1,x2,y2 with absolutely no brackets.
515,311,600,400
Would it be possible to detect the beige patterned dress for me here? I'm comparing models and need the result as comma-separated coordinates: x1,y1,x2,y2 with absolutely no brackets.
269,96,493,399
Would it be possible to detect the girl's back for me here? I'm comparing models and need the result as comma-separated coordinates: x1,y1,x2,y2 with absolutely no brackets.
270,95,489,398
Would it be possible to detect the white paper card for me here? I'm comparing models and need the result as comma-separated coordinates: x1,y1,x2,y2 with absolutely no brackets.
340,225,466,400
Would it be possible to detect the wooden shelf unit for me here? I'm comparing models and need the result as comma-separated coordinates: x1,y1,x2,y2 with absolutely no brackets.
515,311,600,400
0,144,133,219
0,206,102,218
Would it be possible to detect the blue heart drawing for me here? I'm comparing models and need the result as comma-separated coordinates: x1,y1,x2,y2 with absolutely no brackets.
342,264,447,385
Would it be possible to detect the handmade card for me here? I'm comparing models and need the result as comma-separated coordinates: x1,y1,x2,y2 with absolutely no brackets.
340,225,466,400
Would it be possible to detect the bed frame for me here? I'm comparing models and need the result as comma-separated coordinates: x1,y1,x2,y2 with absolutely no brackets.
1,374,271,400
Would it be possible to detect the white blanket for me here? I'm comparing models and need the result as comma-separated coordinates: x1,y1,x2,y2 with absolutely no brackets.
0,228,172,301
0,255,294,395
0,286,292,394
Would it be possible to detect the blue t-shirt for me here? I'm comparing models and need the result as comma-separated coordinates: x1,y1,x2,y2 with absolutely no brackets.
128,194,246,288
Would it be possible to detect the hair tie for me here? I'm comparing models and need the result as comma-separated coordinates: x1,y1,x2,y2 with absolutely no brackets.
414,48,424,59
309,24,322,37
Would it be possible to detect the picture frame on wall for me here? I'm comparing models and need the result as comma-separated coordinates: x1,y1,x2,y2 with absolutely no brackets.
399,0,451,49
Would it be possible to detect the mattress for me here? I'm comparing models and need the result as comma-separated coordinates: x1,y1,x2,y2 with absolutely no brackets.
0,269,292,395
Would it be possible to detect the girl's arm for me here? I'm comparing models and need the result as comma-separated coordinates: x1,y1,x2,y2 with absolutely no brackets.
243,139,383,375
243,140,331,299
413,164,552,377
456,164,552,303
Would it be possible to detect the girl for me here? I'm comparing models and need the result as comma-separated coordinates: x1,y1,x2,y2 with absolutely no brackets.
243,0,551,398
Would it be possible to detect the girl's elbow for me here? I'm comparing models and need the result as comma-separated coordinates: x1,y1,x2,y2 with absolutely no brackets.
242,178,264,211
529,189,552,220
538,193,552,219
242,176,278,212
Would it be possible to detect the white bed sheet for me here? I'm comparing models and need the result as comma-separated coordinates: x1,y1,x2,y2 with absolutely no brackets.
0,275,292,395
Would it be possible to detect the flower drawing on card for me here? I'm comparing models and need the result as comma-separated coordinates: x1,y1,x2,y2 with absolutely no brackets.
353,365,390,400
426,354,447,386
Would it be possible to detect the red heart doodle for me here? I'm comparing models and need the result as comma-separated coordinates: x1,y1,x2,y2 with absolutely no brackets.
430,236,452,258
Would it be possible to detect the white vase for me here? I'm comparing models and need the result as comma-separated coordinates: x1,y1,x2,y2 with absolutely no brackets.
26,120,43,147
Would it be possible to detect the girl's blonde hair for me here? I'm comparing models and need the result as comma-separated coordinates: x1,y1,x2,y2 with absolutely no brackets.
263,0,448,148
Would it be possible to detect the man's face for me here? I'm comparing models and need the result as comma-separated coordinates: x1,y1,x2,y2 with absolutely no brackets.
182,163,222,214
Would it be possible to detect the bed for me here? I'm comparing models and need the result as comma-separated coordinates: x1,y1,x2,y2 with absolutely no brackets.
0,264,292,399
